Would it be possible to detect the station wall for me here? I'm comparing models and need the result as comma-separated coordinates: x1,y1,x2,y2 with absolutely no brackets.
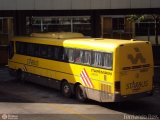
0,0,160,10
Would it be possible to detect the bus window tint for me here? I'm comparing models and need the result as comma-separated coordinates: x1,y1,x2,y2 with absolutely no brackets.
16,42,21,54
93,52,103,67
74,49,83,64
53,47,60,60
47,46,54,59
34,44,40,57
103,53,112,69
27,43,35,56
83,51,91,65
15,41,113,70
62,48,69,61
40,45,48,58
58,47,64,60
16,42,26,55
68,49,74,62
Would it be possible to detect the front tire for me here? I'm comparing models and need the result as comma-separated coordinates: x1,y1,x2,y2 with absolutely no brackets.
76,85,87,102
61,81,72,98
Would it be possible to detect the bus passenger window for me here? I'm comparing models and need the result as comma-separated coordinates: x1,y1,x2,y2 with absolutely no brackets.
83,51,91,65
16,42,21,54
58,47,64,60
103,53,112,69
16,42,26,55
74,49,83,64
27,43,35,56
47,46,54,59
40,45,48,58
92,52,103,67
62,48,69,62
54,47,60,60
34,44,40,57
68,49,74,62
21,43,27,55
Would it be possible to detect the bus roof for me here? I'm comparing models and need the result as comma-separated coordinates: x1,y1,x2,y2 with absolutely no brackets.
12,35,149,52
30,32,84,39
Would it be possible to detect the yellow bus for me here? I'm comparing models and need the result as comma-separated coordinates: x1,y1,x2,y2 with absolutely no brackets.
8,32,154,102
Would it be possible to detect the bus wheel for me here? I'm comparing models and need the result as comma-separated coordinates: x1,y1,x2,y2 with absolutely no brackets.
76,85,87,102
61,81,72,98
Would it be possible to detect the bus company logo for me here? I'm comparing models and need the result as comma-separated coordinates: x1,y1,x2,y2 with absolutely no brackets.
2,114,8,120
80,68,94,88
126,80,148,90
128,48,146,64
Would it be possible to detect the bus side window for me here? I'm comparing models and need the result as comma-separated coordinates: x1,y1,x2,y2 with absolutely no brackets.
74,49,83,64
103,53,112,69
34,44,40,57
47,45,54,59
16,42,26,55
26,43,35,56
16,42,20,54
91,51,95,66
54,46,60,60
39,44,48,58
62,48,69,62
92,52,103,67
22,43,27,55
58,47,64,61
83,51,91,65
68,49,74,62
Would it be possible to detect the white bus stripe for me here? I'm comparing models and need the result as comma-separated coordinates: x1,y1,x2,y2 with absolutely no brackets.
82,70,92,88
80,74,88,87
82,72,91,87
84,69,94,88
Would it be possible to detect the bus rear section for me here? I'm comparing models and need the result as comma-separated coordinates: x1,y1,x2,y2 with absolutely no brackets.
115,42,154,101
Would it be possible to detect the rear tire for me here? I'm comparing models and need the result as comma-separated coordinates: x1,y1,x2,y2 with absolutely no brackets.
76,85,87,102
61,81,72,98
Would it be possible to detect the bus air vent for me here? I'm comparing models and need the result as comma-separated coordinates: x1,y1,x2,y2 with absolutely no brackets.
101,84,111,93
